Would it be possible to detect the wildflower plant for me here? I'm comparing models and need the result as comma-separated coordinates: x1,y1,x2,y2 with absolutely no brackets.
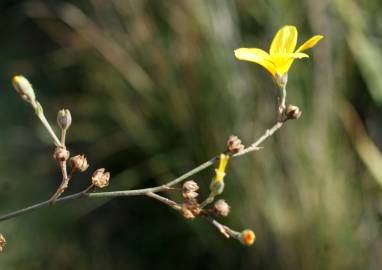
0,25,322,252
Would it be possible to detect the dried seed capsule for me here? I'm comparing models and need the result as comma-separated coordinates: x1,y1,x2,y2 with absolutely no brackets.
57,109,72,130
213,199,230,217
70,154,89,172
182,180,199,199
286,105,302,120
0,234,6,252
183,180,199,192
226,135,245,154
92,168,110,188
53,147,70,162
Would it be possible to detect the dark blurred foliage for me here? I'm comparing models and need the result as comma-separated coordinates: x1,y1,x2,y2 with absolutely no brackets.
1,0,382,269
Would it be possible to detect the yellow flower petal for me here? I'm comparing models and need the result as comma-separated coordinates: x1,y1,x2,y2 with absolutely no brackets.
271,53,308,77
270,25,298,55
284,52,309,59
296,35,323,53
234,48,276,76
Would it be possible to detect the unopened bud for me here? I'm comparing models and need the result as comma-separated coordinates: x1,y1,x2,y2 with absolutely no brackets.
0,234,6,252
239,229,255,246
226,135,245,154
286,105,302,120
213,199,230,217
92,168,110,188
12,75,36,104
53,147,70,162
70,154,89,172
57,109,72,130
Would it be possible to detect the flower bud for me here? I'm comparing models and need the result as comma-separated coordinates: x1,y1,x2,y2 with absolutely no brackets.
12,75,36,104
286,105,302,120
213,199,230,217
239,229,255,246
92,168,110,188
0,234,6,252
70,154,89,172
53,147,70,162
226,135,245,154
57,109,72,130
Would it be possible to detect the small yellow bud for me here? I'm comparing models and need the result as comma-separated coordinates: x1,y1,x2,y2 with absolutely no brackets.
0,234,6,252
240,229,255,246
53,147,70,162
92,168,110,188
57,109,72,130
12,75,36,104
70,154,89,172
214,154,229,182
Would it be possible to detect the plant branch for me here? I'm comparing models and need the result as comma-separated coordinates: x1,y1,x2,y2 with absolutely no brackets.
0,116,287,223
0,85,291,223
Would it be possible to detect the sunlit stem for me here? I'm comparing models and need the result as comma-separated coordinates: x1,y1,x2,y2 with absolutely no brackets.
33,102,62,147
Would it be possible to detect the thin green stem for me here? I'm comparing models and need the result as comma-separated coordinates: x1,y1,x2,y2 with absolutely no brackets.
36,112,62,147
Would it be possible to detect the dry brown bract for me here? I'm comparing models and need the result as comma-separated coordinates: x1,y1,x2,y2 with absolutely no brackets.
92,168,111,188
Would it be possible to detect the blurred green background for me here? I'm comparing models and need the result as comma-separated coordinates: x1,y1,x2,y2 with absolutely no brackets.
1,0,382,269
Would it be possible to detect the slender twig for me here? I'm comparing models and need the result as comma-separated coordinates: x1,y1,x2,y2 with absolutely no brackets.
204,216,240,239
60,129,67,147
0,118,285,222
36,111,62,147
48,161,70,203
146,192,181,211
0,84,291,223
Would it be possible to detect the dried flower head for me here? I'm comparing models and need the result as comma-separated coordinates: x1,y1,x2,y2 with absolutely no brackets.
182,180,199,199
53,147,70,162
226,135,245,154
181,206,195,219
183,180,199,192
12,75,36,104
240,229,255,246
70,154,89,172
92,168,110,188
57,109,72,130
286,104,302,120
0,234,6,252
213,199,230,217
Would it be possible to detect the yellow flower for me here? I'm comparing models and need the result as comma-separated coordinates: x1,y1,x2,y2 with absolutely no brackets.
234,25,323,80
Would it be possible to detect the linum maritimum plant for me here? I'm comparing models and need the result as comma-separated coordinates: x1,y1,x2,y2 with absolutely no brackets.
0,25,322,252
